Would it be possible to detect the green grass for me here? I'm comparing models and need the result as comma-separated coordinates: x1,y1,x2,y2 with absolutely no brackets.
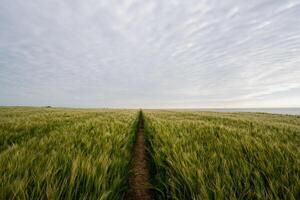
1,107,299,199
144,110,300,200
0,107,139,199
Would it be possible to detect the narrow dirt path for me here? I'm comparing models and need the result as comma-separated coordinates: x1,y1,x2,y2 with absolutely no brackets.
126,113,153,200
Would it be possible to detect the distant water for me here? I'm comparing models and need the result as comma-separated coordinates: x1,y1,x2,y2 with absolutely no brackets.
185,108,300,116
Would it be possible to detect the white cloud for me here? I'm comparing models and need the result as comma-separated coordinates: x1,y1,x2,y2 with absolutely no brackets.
0,0,300,108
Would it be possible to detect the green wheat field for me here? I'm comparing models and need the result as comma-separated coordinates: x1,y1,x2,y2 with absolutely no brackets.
0,107,299,199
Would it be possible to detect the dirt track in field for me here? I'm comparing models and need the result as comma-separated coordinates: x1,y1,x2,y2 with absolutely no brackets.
126,113,153,200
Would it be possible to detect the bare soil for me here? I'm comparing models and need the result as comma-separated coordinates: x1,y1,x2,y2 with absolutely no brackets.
126,116,153,200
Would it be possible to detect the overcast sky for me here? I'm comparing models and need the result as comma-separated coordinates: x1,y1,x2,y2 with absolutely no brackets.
1,0,300,108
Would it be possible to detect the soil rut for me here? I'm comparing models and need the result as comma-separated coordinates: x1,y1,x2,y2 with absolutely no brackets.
126,114,153,200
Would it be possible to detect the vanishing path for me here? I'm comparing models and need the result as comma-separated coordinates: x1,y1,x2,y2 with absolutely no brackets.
126,112,153,200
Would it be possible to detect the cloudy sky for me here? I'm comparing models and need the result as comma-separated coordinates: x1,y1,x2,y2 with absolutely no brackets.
1,0,300,108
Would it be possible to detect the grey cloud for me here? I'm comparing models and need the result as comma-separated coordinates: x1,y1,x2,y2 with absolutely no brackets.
0,0,300,108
